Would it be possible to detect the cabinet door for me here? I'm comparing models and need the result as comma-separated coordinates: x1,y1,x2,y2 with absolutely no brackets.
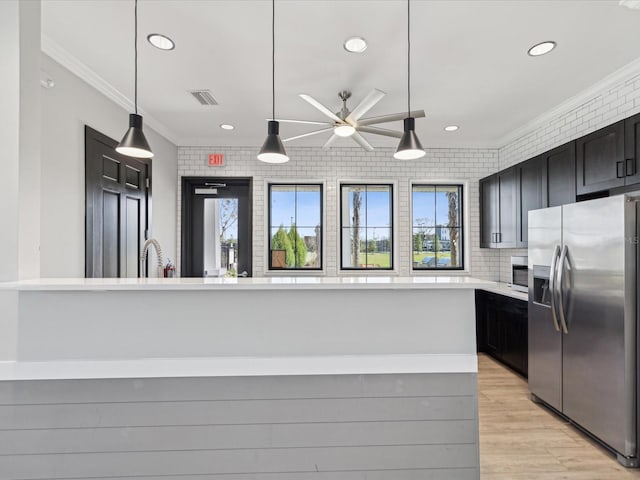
624,112,640,186
545,141,576,207
480,176,497,248
500,299,528,377
485,297,502,357
576,121,625,195
496,167,517,248
516,157,544,247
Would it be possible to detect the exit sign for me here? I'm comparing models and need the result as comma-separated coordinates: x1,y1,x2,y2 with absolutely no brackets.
208,153,224,166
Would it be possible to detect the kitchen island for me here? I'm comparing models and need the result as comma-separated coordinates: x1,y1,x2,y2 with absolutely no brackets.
0,276,492,480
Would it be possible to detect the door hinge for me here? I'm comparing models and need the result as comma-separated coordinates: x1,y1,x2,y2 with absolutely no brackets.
146,177,150,189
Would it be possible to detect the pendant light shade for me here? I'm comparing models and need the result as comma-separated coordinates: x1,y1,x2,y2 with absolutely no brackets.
117,0,153,159
394,117,425,160
258,0,289,163
257,120,289,163
116,114,153,158
394,0,425,160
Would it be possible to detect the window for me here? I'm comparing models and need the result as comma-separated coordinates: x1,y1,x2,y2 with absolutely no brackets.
340,184,393,270
412,184,463,270
268,184,322,270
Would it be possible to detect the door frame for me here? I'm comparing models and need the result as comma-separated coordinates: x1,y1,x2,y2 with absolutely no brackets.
84,126,152,277
181,177,253,277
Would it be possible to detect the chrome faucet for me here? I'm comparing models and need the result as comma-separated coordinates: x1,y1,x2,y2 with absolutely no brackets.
140,238,164,278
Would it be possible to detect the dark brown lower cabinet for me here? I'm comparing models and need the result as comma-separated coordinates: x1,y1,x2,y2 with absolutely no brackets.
476,290,528,377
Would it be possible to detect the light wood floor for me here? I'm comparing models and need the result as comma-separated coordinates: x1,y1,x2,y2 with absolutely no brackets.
478,353,640,479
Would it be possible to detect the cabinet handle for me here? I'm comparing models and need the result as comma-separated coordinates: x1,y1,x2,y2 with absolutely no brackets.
626,158,635,177
498,232,502,243
617,161,625,178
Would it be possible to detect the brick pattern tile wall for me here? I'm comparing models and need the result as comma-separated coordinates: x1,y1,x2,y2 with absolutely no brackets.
177,146,500,279
497,72,640,282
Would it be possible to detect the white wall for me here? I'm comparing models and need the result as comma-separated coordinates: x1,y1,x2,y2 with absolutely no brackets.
178,146,501,280
497,65,640,282
40,54,178,277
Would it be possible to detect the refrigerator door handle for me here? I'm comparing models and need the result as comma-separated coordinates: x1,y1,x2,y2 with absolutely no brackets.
549,244,561,332
557,244,569,334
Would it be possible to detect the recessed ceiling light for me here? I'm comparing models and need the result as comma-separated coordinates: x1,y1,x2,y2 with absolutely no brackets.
220,124,234,130
343,36,367,53
444,125,459,132
147,33,175,51
527,41,556,57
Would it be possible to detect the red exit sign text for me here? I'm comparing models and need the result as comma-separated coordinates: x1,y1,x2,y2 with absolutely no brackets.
208,153,224,166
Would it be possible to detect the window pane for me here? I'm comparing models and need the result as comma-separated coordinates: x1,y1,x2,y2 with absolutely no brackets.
412,186,435,226
270,186,295,228
435,185,461,227
269,184,323,270
295,186,321,227
341,184,393,270
295,226,321,268
366,186,391,227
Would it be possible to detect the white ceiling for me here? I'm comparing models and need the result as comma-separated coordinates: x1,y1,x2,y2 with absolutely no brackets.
42,0,640,148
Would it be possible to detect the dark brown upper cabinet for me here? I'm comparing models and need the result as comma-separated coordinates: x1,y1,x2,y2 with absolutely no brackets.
544,141,576,207
480,167,517,248
576,120,625,195
516,156,545,248
624,112,640,186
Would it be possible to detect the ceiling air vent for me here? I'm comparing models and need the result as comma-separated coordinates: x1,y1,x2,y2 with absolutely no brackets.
189,90,218,106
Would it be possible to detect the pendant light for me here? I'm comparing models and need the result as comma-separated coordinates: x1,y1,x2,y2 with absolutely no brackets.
116,0,154,159
394,0,425,160
257,0,289,163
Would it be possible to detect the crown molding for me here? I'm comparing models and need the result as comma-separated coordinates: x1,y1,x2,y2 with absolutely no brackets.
497,56,640,149
41,34,179,145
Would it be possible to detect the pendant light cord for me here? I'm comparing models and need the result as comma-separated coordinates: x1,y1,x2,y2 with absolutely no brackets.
272,0,275,121
134,0,138,115
407,0,410,117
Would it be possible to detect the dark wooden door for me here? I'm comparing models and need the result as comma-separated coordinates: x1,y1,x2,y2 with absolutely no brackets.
479,176,497,248
182,177,252,278
496,167,517,248
545,141,576,207
516,157,544,248
624,112,640,186
484,295,502,357
576,121,625,195
85,126,150,278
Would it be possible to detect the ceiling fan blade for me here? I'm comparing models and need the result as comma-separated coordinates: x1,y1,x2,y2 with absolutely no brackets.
351,131,374,152
272,118,333,126
345,88,386,124
282,127,333,143
299,94,343,123
357,126,403,139
322,134,339,150
357,109,426,126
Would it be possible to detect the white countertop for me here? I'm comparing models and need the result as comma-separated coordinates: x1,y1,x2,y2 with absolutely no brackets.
0,354,477,381
0,276,497,291
481,282,528,301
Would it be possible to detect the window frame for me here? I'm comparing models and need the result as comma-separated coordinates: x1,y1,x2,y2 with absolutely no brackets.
266,182,324,272
339,183,395,272
410,182,466,272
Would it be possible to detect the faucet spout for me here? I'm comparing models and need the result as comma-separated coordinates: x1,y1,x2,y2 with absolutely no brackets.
140,238,164,278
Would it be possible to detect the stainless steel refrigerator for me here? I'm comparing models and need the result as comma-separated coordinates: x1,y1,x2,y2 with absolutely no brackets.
528,193,638,467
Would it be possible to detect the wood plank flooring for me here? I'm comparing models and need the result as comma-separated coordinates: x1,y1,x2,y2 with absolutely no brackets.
478,353,640,479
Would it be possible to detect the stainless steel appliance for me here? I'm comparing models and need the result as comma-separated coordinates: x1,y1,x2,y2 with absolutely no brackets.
528,194,638,467
510,255,528,292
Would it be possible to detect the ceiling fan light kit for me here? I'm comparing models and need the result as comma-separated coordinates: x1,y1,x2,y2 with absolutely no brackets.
258,0,289,163
394,0,425,160
116,0,154,159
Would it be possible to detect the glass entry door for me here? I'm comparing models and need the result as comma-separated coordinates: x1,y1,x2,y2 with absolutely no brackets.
182,178,252,278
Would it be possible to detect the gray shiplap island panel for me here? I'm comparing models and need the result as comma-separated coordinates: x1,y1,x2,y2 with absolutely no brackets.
0,372,479,480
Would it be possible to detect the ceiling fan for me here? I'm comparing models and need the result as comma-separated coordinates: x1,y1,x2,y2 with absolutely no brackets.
274,88,425,151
